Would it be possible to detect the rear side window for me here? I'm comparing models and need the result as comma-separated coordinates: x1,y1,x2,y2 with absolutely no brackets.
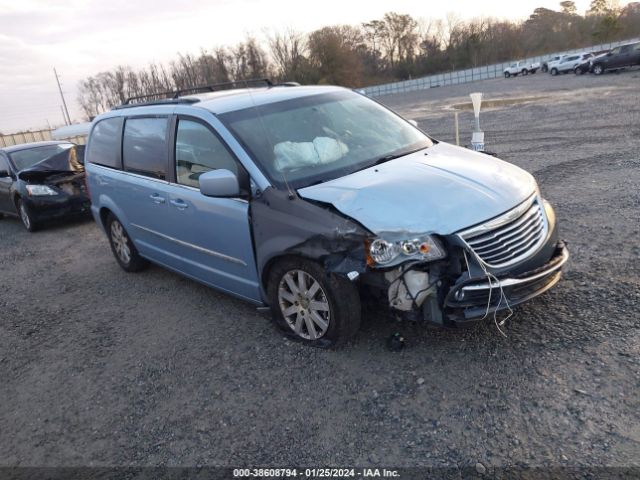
123,117,168,179
87,117,123,169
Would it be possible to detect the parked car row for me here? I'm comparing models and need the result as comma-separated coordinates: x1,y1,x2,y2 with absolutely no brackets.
505,41,640,79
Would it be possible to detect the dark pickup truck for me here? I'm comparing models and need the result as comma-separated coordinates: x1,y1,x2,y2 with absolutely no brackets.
591,42,640,74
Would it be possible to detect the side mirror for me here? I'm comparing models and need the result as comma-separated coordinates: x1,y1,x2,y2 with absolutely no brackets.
408,119,418,127
0,169,10,178
199,169,240,198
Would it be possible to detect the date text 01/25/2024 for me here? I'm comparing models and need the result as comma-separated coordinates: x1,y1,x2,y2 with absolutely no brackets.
233,468,400,478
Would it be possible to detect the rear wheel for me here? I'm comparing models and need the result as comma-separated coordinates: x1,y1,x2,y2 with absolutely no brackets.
267,257,361,348
550,68,558,76
17,198,38,232
593,64,604,75
521,69,528,76
106,213,148,272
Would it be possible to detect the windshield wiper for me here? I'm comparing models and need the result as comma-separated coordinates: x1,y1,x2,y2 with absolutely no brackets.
370,146,428,167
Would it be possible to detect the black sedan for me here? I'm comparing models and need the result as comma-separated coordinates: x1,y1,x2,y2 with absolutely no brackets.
0,141,90,232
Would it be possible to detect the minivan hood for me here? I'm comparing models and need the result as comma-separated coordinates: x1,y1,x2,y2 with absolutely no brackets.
297,142,536,235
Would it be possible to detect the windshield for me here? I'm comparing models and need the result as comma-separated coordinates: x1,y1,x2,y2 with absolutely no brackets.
9,144,73,171
218,90,432,189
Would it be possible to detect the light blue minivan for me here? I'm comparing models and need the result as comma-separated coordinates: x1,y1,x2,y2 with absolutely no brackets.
86,81,568,347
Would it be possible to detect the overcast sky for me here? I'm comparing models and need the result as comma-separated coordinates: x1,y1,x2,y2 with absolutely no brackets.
0,0,624,133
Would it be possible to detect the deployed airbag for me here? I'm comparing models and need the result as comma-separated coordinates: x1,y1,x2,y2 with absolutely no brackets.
274,137,348,171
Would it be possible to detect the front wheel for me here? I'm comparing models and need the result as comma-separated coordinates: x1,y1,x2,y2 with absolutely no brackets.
504,72,511,78
574,67,583,75
550,68,558,76
267,257,361,348
593,64,604,75
17,198,38,232
521,69,528,76
106,213,148,272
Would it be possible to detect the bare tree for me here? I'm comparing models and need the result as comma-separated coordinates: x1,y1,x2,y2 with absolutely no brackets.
77,7,640,119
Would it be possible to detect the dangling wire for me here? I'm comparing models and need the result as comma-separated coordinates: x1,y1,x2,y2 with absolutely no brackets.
463,249,512,338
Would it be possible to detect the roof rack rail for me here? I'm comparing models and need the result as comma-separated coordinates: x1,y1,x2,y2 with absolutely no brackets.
113,97,201,110
119,78,274,107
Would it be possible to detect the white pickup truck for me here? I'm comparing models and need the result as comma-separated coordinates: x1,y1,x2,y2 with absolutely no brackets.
503,61,540,78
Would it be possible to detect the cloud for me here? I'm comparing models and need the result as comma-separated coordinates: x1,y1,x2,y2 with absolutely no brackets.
0,0,632,132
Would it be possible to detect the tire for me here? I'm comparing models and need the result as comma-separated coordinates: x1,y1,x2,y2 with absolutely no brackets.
521,69,528,76
504,72,510,78
574,67,583,75
593,64,604,75
16,197,38,232
105,213,148,272
267,257,361,348
550,68,558,76
542,64,548,73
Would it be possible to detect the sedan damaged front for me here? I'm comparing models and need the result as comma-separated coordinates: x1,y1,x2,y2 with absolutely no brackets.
0,142,90,232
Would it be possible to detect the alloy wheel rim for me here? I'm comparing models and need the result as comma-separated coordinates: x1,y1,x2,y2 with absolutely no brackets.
19,203,31,229
278,269,330,340
110,221,131,264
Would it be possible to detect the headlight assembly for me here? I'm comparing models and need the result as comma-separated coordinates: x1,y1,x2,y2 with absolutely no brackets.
26,185,58,196
368,235,446,266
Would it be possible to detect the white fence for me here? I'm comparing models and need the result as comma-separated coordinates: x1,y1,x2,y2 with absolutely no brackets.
362,36,640,97
0,129,86,148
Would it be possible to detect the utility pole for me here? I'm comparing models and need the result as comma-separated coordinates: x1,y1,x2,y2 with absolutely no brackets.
54,67,71,125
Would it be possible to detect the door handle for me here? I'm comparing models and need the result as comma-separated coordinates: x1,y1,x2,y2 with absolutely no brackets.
170,199,189,210
150,193,166,204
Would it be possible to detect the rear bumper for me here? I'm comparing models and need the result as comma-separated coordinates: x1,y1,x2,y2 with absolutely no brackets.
444,241,569,323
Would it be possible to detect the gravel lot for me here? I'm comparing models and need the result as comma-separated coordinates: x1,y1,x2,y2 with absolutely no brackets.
1,70,639,474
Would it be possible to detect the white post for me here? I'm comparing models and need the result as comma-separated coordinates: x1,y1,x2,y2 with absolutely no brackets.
454,112,460,146
469,92,484,152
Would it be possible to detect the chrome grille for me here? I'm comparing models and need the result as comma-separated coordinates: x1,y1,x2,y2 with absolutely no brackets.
460,196,547,268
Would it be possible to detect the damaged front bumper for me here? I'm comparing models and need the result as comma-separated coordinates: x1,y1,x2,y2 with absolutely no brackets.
444,241,569,324
363,240,569,327
26,193,91,222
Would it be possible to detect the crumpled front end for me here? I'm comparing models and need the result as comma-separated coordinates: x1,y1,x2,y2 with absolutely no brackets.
360,194,569,326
